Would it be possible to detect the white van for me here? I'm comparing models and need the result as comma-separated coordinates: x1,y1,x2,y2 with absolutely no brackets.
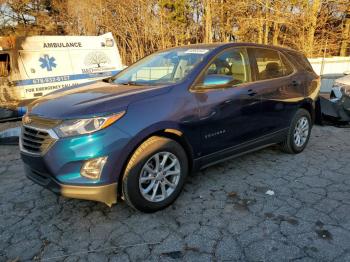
0,32,123,119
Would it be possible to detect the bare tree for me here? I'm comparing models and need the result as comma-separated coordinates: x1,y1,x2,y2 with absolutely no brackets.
204,0,213,43
1,0,349,64
340,6,350,56
84,51,110,67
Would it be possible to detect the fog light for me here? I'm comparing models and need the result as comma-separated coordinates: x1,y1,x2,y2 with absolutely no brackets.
81,157,107,180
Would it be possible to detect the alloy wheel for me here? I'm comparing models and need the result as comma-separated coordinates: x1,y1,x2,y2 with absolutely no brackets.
139,152,181,202
293,116,309,147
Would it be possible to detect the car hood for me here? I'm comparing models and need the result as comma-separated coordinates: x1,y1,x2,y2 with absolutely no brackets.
335,75,350,86
28,81,170,119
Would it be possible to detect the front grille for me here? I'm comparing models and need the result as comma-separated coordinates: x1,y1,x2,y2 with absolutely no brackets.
21,126,56,155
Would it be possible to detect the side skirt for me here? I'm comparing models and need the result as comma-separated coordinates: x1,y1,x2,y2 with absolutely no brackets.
194,128,288,170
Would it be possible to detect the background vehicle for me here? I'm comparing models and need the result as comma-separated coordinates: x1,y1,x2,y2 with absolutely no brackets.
331,72,350,99
317,72,350,124
0,32,123,120
20,43,320,212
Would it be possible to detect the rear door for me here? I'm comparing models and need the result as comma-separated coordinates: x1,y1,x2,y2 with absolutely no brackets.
286,51,320,100
248,48,302,135
193,47,262,157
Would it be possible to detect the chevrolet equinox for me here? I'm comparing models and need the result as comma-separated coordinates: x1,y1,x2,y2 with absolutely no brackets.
21,43,320,212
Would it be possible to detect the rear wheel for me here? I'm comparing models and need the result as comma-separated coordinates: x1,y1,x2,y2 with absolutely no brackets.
122,136,188,213
280,108,312,154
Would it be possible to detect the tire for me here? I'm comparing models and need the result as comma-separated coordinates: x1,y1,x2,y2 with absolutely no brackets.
280,108,312,154
122,136,188,213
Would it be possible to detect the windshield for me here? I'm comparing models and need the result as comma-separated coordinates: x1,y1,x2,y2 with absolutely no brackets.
113,48,211,86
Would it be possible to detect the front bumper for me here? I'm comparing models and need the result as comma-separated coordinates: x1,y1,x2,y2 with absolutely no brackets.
24,164,117,206
20,118,132,206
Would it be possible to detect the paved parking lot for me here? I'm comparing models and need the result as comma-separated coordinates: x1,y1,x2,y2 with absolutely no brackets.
0,125,349,262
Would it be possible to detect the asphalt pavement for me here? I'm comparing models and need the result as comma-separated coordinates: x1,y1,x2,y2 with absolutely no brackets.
0,125,349,262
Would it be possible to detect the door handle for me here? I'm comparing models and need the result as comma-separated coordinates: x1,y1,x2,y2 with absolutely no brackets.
291,80,300,87
247,89,257,96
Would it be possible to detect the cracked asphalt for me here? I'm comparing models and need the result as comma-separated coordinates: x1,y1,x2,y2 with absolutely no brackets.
0,125,349,262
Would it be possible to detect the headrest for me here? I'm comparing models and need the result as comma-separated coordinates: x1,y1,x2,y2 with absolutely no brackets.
266,62,280,71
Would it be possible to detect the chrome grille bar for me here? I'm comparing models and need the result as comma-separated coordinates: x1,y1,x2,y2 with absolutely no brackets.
20,125,58,155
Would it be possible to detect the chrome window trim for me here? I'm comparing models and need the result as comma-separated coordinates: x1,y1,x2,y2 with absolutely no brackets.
189,45,298,92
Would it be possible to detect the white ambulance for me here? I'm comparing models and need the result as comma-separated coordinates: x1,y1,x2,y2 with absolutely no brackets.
0,32,123,120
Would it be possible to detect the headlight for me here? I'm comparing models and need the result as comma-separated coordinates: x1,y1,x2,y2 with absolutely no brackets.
54,112,125,137
332,83,350,98
341,86,350,96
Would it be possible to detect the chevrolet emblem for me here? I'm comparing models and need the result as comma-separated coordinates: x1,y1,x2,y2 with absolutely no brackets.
23,115,32,125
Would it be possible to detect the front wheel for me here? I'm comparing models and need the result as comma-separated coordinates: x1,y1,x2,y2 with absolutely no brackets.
280,108,312,154
122,136,188,213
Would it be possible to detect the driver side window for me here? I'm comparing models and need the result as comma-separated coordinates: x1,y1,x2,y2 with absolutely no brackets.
203,48,251,87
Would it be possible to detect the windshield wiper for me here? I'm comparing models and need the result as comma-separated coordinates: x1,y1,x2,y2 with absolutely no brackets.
119,81,145,86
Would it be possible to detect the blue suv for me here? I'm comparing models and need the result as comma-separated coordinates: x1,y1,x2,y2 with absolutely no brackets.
21,43,320,212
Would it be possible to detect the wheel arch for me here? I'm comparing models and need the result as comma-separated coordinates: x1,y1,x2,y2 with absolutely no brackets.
116,126,195,197
300,99,315,123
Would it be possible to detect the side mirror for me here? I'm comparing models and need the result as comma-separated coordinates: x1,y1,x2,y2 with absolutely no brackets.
201,75,232,88
344,71,350,75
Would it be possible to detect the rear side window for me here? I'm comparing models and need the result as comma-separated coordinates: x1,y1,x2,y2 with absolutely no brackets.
253,49,293,80
287,51,314,73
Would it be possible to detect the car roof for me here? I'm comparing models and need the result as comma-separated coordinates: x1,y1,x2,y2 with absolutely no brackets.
171,42,299,54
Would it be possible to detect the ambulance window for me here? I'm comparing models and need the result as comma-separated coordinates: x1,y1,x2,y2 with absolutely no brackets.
0,54,10,77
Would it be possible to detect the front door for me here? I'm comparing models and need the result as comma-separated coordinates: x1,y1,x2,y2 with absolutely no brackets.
192,47,262,158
